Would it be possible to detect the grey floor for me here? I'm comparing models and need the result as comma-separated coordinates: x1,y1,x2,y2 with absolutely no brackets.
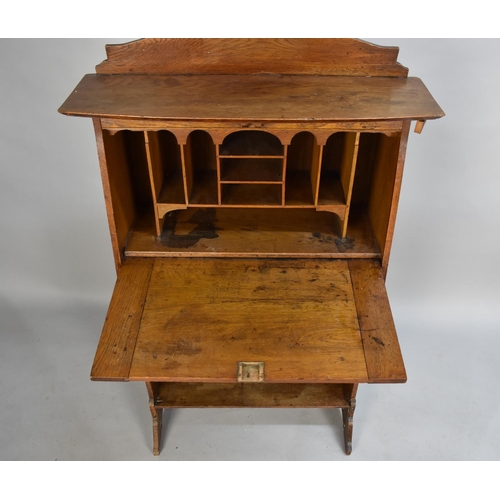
2,290,499,460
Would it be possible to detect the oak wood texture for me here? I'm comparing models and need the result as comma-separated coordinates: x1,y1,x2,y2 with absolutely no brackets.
90,258,402,385
93,119,132,270
118,127,408,246
95,38,408,77
124,208,380,259
100,118,405,135
59,39,445,456
128,258,369,383
349,259,407,383
153,382,350,408
59,74,444,123
90,258,154,381
367,121,411,275
146,382,163,455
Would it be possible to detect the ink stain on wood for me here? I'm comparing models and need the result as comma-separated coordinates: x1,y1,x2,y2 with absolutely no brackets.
311,232,355,253
371,336,386,347
161,209,221,248
170,339,203,356
334,236,355,252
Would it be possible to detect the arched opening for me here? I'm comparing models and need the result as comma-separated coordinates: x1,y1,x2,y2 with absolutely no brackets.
185,130,217,205
285,131,319,206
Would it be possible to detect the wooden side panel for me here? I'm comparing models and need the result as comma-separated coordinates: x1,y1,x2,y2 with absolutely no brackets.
349,259,407,383
93,119,137,271
155,383,350,408
91,258,154,381
96,38,408,77
367,122,410,274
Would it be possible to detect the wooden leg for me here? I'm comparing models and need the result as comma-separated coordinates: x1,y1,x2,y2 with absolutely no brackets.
146,382,163,456
342,384,358,455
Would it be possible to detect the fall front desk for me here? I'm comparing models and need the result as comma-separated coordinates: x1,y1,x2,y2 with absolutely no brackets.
59,38,444,455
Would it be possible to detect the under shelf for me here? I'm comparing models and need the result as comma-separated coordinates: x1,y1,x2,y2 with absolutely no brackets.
125,207,380,258
154,383,350,408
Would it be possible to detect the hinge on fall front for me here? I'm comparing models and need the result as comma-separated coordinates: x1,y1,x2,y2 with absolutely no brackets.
237,362,265,382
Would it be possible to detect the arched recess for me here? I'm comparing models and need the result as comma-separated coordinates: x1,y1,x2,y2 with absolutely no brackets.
184,130,218,205
285,131,320,207
218,130,286,207
219,130,284,156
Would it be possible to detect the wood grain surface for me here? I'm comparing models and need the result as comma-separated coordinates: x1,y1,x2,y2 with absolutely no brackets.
59,74,444,122
124,208,380,259
90,258,154,381
128,258,369,383
95,38,408,77
154,382,350,408
349,259,407,383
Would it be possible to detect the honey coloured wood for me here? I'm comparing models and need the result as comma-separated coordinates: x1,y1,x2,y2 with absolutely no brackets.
59,74,444,123
95,38,409,77
128,258,368,383
59,38,444,457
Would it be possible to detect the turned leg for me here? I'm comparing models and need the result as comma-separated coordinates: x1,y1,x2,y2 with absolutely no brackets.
342,384,358,455
146,382,163,456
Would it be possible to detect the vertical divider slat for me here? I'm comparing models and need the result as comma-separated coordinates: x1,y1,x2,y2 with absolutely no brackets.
311,141,323,206
181,136,192,205
216,143,222,205
282,144,288,206
144,131,163,237
339,132,360,237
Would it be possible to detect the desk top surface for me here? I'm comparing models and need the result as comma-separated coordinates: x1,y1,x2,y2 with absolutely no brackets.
91,257,406,384
59,74,444,123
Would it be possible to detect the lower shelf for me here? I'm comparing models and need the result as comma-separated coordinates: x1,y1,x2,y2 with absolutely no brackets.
154,383,350,408
125,207,380,258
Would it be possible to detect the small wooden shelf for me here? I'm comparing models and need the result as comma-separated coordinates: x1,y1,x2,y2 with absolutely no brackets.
125,208,380,259
220,158,283,183
154,383,350,408
222,184,282,206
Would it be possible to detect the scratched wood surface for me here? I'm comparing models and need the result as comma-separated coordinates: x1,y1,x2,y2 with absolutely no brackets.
349,259,407,383
95,38,408,77
124,208,380,259
154,383,350,408
90,258,154,381
59,74,444,123
128,258,368,383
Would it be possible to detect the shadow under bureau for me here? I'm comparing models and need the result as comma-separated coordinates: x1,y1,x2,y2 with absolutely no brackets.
59,38,444,455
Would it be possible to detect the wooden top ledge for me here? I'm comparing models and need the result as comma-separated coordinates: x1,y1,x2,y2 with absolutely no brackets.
59,74,444,123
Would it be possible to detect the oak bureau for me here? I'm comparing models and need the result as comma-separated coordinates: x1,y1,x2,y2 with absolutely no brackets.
59,38,444,455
